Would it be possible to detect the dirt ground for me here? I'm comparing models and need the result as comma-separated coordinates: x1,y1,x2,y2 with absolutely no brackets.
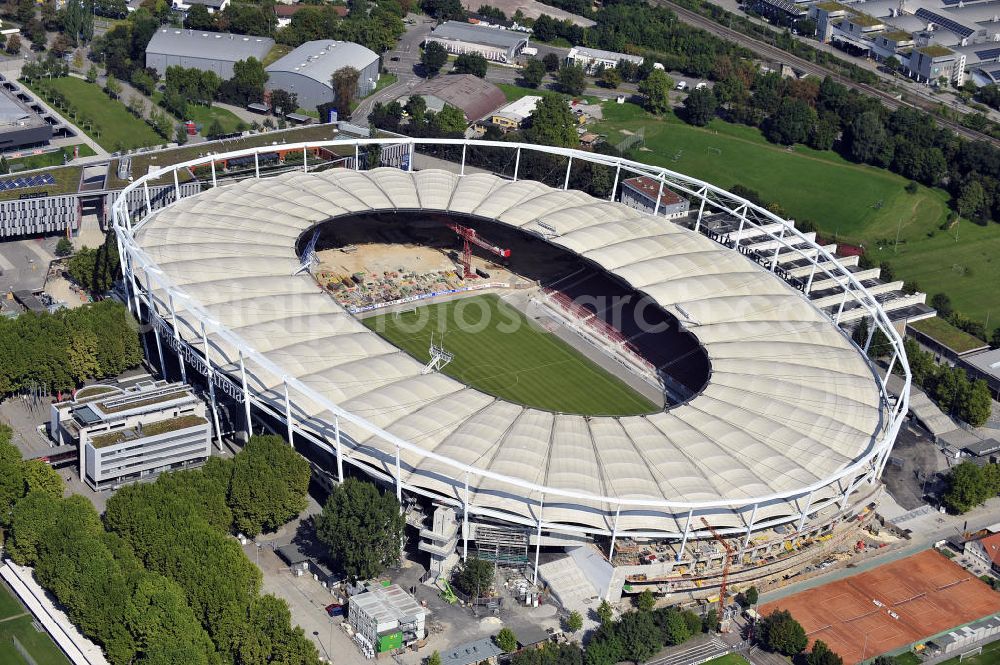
317,244,454,278
44,273,89,309
760,549,1000,664
880,424,948,511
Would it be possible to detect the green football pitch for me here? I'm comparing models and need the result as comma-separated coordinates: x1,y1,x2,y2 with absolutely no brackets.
0,582,70,665
363,294,659,416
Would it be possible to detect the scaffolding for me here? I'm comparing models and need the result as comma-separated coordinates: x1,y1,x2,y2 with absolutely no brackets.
475,525,530,566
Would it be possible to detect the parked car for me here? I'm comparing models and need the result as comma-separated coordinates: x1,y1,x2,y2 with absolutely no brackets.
675,81,688,91
325,603,344,617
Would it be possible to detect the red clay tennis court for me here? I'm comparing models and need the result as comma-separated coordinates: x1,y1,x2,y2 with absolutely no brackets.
760,549,1000,664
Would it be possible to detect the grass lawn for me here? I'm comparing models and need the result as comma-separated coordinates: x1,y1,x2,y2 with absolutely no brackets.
363,294,658,416
0,583,70,665
910,317,989,354
7,144,96,171
370,73,398,96
262,43,293,67
0,165,81,201
702,655,751,665
894,652,922,665
938,639,1000,665
25,77,164,151
183,104,244,134
595,101,1000,324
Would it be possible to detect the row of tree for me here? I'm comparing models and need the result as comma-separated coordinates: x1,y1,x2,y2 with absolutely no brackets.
905,338,993,427
943,461,1000,513
585,598,706,665
0,299,141,397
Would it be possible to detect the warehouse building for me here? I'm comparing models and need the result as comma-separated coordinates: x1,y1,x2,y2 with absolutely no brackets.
424,21,528,63
403,74,507,123
620,176,691,219
145,28,275,80
266,40,380,111
348,584,426,656
565,46,643,74
50,380,211,491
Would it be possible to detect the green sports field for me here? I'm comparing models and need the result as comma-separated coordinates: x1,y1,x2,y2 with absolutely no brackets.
0,582,70,665
363,294,659,416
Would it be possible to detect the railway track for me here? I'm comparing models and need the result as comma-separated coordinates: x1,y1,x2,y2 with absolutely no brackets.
661,0,1000,147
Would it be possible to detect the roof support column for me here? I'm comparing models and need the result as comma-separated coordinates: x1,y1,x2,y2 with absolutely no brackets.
805,258,819,294
283,379,293,447
113,230,130,313
563,156,572,190
677,509,693,561
655,177,665,216
770,225,785,272
840,480,854,510
734,207,746,248
201,321,223,450
533,495,545,584
862,313,877,354
797,491,814,532
395,445,402,502
608,505,622,561
407,143,414,172
153,320,166,379
303,146,308,173
353,144,359,171
210,160,217,188
743,502,758,550
463,472,470,561
609,163,620,201
334,415,343,483
173,167,180,205
254,149,260,178
694,187,708,233
513,147,521,182
884,350,899,385
168,293,186,384
460,144,466,176
239,350,253,438
834,287,849,325
143,181,152,218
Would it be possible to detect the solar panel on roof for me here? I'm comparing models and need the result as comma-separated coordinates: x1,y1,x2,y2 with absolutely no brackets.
0,172,56,193
915,8,974,37
976,47,1000,60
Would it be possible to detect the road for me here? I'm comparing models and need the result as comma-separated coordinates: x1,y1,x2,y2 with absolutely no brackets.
658,0,1000,148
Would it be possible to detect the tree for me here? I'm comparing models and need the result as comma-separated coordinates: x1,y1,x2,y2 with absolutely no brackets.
931,293,954,319
315,477,404,579
616,611,660,662
557,64,586,96
269,88,298,117
596,599,614,626
566,610,583,633
661,608,692,645
848,111,892,167
599,67,621,89
959,378,993,428
519,58,545,88
453,52,488,77
184,3,215,30
105,74,122,100
429,103,467,136
421,41,448,77
807,640,843,665
85,63,98,83
428,651,442,665
495,627,518,653
227,435,310,537
884,56,900,73
420,0,465,21
66,233,120,294
703,608,718,632
452,557,494,597
526,94,578,148
220,57,267,106
759,610,808,656
25,19,47,50
682,88,717,126
638,69,673,114
175,123,188,145
55,237,73,257
765,97,816,145
370,100,404,132
543,52,560,72
958,180,987,220
331,66,359,118
745,585,759,605
637,589,655,612
5,33,21,55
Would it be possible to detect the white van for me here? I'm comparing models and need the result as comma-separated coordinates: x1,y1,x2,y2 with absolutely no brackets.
676,81,688,91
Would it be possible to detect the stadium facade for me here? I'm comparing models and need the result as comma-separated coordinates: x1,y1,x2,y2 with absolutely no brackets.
111,139,909,603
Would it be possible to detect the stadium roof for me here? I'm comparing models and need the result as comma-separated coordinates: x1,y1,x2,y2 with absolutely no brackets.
265,40,378,85
408,75,507,121
134,169,884,534
145,29,274,62
429,21,529,49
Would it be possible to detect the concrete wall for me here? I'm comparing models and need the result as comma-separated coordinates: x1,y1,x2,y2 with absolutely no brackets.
146,52,239,80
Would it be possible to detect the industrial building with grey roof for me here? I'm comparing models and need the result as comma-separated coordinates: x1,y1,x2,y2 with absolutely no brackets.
265,40,380,111
403,74,507,122
145,28,275,79
425,21,529,62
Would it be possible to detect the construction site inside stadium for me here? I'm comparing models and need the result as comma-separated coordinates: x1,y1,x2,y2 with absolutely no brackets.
111,138,910,608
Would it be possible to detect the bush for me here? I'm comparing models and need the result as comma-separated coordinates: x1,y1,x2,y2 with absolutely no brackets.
452,557,494,597
495,627,518,652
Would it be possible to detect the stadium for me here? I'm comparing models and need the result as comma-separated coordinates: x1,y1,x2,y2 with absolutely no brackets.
112,138,909,605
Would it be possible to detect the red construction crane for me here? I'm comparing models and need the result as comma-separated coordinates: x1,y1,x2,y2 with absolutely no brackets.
700,517,734,632
445,222,511,278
